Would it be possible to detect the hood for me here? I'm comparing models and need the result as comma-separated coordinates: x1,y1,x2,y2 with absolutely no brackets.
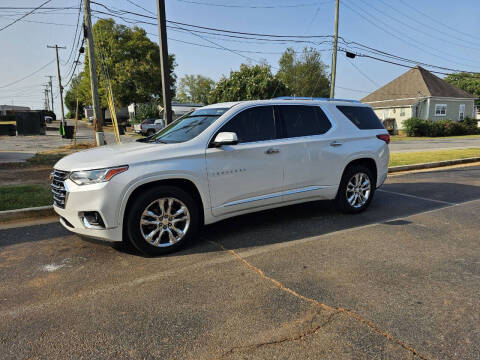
54,141,189,171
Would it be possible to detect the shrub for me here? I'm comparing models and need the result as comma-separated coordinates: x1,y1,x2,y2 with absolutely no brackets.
403,117,479,137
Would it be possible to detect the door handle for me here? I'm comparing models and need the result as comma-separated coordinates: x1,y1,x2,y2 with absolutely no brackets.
265,148,280,154
330,141,343,147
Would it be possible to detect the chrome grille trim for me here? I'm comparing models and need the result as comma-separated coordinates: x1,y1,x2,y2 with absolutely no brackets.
51,169,69,208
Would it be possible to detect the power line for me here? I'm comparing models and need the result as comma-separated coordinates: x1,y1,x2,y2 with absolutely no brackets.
374,0,480,48
124,0,155,16
363,0,480,52
175,0,330,9
63,0,84,69
0,0,52,32
0,60,55,89
341,1,479,68
345,59,380,87
397,0,480,43
0,15,76,27
90,1,480,77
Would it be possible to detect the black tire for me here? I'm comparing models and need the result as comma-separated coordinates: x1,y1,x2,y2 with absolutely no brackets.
146,129,155,137
335,164,376,214
125,186,200,256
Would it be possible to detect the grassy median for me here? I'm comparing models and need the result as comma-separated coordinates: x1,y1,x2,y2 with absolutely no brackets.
389,148,480,167
0,184,52,211
391,134,480,141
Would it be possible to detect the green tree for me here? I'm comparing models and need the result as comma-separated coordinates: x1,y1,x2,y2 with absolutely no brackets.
445,72,480,101
276,47,330,98
64,18,177,114
176,74,215,104
208,64,289,103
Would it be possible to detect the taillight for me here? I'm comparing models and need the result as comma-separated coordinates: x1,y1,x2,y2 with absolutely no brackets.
376,134,390,144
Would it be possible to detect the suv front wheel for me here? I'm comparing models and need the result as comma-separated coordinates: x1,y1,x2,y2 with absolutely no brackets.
336,165,375,214
125,186,200,256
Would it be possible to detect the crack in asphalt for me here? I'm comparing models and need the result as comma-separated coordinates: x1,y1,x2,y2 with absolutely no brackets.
210,240,431,360
217,311,340,358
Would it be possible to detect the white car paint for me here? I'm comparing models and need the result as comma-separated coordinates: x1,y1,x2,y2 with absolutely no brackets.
52,99,390,242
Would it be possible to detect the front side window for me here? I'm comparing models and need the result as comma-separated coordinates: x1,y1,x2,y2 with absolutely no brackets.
218,106,275,143
277,105,331,138
435,104,447,116
150,108,228,143
337,106,384,130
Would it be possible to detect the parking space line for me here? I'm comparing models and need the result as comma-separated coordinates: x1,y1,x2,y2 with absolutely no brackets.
377,189,455,205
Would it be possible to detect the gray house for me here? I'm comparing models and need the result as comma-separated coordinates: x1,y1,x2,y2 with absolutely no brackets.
361,66,476,132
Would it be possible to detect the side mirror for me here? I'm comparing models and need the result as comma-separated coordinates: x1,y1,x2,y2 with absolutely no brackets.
212,132,238,147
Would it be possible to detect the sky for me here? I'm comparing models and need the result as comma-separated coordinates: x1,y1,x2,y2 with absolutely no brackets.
0,0,479,117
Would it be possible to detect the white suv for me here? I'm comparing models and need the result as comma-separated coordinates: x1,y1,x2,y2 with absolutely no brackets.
52,98,390,255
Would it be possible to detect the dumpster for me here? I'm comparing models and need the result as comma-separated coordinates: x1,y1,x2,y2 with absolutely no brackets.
63,125,74,139
15,111,46,135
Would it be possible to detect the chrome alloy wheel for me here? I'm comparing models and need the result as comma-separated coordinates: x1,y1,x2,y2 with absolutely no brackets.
346,172,371,209
139,197,190,247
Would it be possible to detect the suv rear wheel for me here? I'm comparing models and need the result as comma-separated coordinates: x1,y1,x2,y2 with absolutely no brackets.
125,186,200,256
336,164,375,213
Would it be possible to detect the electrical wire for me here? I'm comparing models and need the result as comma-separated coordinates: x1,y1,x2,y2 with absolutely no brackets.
175,0,330,9
63,0,83,69
0,60,55,89
0,0,52,32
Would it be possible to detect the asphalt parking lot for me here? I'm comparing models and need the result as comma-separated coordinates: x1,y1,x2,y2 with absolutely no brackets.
1,165,480,360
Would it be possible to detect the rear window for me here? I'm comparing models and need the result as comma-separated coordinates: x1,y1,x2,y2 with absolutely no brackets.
277,105,331,138
337,106,384,130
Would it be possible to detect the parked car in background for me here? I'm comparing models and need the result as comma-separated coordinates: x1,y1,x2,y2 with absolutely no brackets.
133,118,165,136
51,98,390,256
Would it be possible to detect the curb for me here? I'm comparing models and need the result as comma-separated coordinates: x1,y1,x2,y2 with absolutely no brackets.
388,157,480,173
0,205,55,223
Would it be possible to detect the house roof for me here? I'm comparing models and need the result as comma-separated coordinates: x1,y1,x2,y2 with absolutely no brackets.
361,66,475,107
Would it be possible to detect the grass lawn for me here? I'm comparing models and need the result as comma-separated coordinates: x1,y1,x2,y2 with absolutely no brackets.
389,148,480,167
391,134,480,141
0,184,52,211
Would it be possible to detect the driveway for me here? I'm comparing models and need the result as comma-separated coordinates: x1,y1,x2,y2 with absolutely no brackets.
1,166,479,359
0,121,136,159
390,137,480,152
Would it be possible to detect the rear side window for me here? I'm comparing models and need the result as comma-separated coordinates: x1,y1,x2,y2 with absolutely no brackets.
337,106,384,130
277,105,331,138
219,106,275,143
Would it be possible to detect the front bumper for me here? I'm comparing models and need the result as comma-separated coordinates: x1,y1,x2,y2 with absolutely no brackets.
55,204,123,241
52,179,123,242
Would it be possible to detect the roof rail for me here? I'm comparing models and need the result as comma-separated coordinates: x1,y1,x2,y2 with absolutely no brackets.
272,96,360,103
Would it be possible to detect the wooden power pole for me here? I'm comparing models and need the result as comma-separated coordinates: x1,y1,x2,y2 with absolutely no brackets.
47,45,66,128
330,0,340,99
156,0,172,125
84,0,104,146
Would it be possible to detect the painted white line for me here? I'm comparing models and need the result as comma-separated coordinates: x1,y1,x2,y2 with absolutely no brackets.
378,189,455,205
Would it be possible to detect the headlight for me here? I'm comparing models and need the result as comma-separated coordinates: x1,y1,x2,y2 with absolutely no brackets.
69,166,128,185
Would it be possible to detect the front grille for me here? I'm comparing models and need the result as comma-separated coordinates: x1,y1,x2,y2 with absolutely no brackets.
51,169,68,208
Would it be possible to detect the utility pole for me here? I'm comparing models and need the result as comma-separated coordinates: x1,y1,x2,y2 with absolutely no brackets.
46,75,54,114
156,0,172,125
330,0,340,99
83,0,104,146
47,45,66,130
43,85,50,111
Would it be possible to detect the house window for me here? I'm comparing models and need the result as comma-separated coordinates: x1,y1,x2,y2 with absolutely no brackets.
400,108,406,116
435,104,447,116
459,104,465,121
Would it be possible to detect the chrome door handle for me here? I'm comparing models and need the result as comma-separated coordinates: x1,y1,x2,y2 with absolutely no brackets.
330,141,343,147
265,148,280,154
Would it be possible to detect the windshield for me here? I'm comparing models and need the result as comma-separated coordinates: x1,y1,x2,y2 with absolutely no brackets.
150,108,228,143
